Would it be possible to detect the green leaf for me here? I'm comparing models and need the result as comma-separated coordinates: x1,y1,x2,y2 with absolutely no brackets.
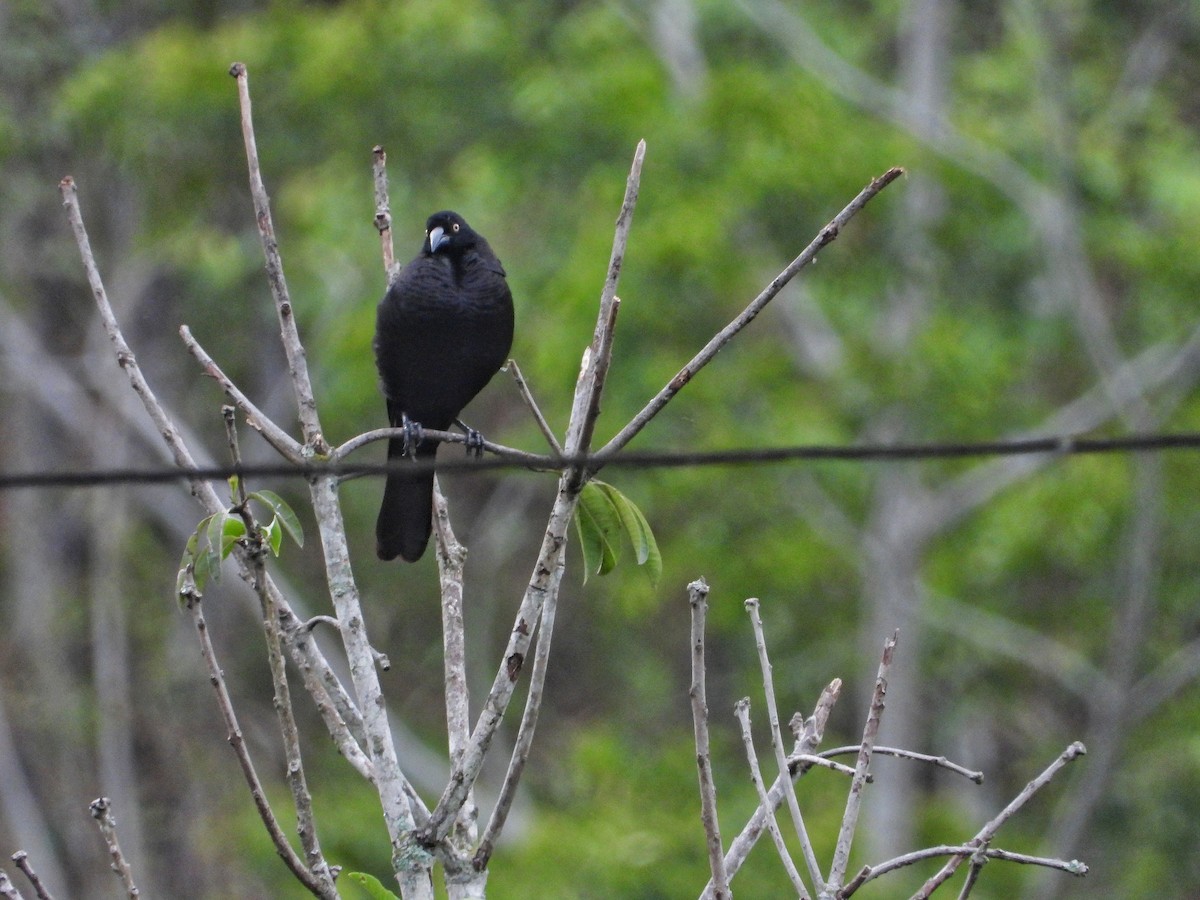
249,489,305,548
192,538,221,591
227,473,240,500
176,516,212,601
220,514,246,557
572,509,596,583
206,511,228,563
264,517,283,557
341,872,400,900
594,480,662,588
575,481,622,581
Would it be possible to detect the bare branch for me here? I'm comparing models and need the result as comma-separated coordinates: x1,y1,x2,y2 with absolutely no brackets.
816,745,983,784
907,742,1088,899
597,167,903,460
88,798,141,899
181,327,304,464
228,62,326,451
9,853,53,900
0,870,24,900
420,487,574,846
788,754,859,779
276,605,375,783
980,847,1086,874
179,592,325,895
332,426,549,472
829,630,898,887
507,358,564,456
59,177,215,503
734,699,809,898
473,553,566,870
373,145,397,280
838,843,1087,896
746,598,824,891
568,138,645,468
955,843,987,900
432,480,478,848
688,579,729,899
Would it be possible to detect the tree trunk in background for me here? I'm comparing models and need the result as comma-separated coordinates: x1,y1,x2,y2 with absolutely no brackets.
856,0,950,864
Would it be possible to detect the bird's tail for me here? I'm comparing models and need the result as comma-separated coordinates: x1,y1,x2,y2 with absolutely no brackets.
376,437,436,562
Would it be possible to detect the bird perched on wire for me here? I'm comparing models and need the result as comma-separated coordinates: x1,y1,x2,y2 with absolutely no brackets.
373,211,514,562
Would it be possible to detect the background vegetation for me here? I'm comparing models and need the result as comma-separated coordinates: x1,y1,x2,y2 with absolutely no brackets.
2,0,1199,896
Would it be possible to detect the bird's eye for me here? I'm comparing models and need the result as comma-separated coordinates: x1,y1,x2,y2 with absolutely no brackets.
452,222,460,233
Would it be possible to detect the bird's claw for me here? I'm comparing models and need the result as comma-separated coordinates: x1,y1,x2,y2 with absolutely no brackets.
464,428,484,458
400,415,424,458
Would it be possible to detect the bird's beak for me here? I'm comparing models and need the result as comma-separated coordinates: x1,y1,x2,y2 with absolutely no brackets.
427,226,447,253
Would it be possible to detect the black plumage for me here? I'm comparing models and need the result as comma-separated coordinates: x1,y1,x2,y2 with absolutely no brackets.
373,211,514,562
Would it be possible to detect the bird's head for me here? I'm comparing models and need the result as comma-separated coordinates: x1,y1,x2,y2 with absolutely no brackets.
423,211,475,256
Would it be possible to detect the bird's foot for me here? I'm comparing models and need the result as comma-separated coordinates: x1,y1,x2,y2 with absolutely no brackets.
464,428,484,458
400,415,425,458
454,417,486,458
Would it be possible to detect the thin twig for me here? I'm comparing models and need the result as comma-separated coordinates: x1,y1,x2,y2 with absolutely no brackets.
507,359,564,455
734,699,810,898
59,177,212,501
228,62,325,451
179,592,323,894
333,426,551,472
224,409,335,893
473,552,566,870
816,746,984,784
789,754,859,779
568,139,645,473
182,327,304,463
372,145,397,280
88,798,141,899
955,843,988,900
745,598,824,891
597,166,904,461
688,579,730,899
983,847,1087,873
907,742,1087,899
829,630,898,888
10,853,53,900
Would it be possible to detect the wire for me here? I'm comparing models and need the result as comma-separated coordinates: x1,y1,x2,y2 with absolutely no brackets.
3,431,1199,491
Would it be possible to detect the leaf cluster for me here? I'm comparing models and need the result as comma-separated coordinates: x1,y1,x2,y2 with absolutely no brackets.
177,482,303,598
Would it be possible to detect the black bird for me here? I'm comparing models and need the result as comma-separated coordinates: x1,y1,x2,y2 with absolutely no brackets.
373,211,514,562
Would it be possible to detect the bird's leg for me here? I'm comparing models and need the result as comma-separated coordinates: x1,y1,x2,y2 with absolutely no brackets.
454,418,485,458
400,413,424,458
